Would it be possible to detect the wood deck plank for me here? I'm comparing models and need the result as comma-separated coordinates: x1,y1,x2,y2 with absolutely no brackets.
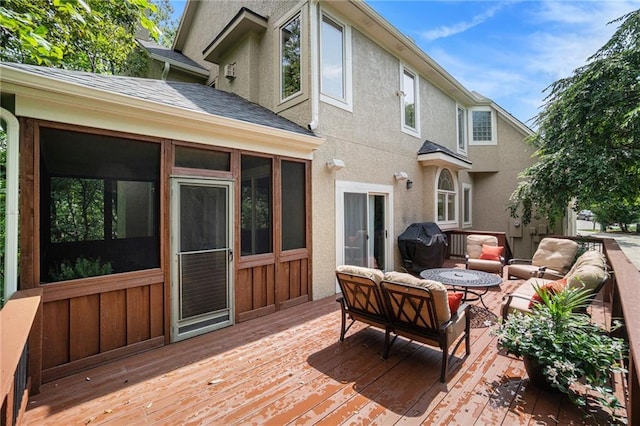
21,274,621,426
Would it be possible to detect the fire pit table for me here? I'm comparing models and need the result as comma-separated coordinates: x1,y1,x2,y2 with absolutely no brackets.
419,268,502,309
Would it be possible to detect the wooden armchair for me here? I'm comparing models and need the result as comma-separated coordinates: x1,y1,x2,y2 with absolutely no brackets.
381,271,471,383
507,237,579,280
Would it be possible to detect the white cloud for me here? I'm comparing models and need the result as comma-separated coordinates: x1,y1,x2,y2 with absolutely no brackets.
420,3,507,41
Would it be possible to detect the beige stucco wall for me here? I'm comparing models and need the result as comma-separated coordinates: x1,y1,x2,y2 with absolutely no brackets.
174,0,544,300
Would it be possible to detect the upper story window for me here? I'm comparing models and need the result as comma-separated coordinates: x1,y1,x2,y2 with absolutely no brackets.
400,65,420,137
470,107,497,145
280,14,301,101
436,168,457,225
457,106,467,153
320,12,352,111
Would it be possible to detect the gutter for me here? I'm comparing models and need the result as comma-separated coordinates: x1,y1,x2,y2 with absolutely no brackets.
0,107,19,301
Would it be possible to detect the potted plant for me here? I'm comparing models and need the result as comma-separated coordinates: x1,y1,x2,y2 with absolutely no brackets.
493,285,627,421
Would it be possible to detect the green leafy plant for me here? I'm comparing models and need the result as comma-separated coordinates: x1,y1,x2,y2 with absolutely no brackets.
493,285,627,421
49,256,113,282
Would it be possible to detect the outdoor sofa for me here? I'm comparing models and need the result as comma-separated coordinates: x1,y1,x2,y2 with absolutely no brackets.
501,250,608,319
335,265,471,382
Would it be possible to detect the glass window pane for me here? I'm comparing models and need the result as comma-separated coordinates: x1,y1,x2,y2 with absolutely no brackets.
321,16,344,99
437,193,445,221
447,194,456,221
438,169,454,191
40,128,160,283
403,71,416,129
241,155,272,255
281,14,301,99
175,146,230,171
472,110,492,141
463,188,471,223
281,161,306,250
344,193,367,267
457,107,466,150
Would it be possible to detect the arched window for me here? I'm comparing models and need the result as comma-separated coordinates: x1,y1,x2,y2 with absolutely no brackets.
437,168,457,224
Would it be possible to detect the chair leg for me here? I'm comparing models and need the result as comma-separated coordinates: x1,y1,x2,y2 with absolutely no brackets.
440,347,448,383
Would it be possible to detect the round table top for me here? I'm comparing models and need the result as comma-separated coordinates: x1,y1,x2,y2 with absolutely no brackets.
419,268,502,288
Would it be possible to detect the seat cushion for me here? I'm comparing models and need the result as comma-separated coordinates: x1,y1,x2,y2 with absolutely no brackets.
467,258,503,273
502,277,552,316
531,238,579,274
383,271,450,322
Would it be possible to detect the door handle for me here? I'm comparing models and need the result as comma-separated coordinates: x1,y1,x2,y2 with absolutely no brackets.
229,250,233,262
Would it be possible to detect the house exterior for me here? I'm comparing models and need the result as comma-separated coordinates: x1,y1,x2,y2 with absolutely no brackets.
1,0,556,383
168,0,555,299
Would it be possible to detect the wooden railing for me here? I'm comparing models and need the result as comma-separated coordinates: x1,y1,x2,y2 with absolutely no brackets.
1,289,42,426
444,230,513,261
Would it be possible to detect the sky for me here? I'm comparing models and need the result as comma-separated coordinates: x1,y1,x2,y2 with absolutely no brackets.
170,0,640,126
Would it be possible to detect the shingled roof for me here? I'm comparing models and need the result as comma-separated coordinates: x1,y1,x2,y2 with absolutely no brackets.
417,140,471,165
2,62,315,137
137,39,208,72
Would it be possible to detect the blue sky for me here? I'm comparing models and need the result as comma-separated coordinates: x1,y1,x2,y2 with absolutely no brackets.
170,1,639,126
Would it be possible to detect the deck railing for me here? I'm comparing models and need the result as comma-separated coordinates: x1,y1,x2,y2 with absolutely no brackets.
446,231,639,423
1,289,42,426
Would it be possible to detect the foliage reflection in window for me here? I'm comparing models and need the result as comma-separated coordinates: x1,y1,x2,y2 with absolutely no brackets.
241,155,272,255
281,14,301,100
437,168,456,223
403,70,416,129
40,128,160,283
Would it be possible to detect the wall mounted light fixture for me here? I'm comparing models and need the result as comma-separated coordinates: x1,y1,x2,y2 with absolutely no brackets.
394,172,408,181
326,158,345,171
406,180,413,190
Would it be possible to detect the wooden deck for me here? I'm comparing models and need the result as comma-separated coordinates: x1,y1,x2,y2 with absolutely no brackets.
22,274,622,425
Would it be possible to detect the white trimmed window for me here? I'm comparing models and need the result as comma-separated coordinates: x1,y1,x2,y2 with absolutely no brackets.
320,12,352,111
280,13,302,102
436,168,457,226
400,65,420,137
462,183,472,227
457,105,467,154
470,107,497,145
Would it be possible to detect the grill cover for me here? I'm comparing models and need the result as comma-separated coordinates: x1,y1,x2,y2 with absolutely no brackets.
398,222,448,274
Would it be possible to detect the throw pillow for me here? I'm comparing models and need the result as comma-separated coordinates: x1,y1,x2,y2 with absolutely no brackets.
528,278,567,308
448,292,464,314
479,244,504,261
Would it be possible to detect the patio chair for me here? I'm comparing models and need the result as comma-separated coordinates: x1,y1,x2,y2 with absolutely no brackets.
381,271,471,383
465,234,505,275
335,265,388,344
507,237,579,280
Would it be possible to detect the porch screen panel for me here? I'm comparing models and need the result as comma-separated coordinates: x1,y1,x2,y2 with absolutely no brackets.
344,192,367,267
179,185,228,319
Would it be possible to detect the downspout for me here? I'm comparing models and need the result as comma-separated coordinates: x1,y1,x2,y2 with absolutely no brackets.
161,61,171,80
308,0,319,131
1,107,19,301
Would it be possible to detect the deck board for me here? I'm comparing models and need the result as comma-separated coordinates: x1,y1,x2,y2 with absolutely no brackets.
22,269,623,425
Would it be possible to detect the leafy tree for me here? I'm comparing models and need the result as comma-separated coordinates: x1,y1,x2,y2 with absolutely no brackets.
510,10,640,226
591,200,640,232
0,0,160,74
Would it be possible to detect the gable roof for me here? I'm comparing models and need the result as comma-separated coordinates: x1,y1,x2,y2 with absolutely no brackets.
1,62,315,137
137,39,209,77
